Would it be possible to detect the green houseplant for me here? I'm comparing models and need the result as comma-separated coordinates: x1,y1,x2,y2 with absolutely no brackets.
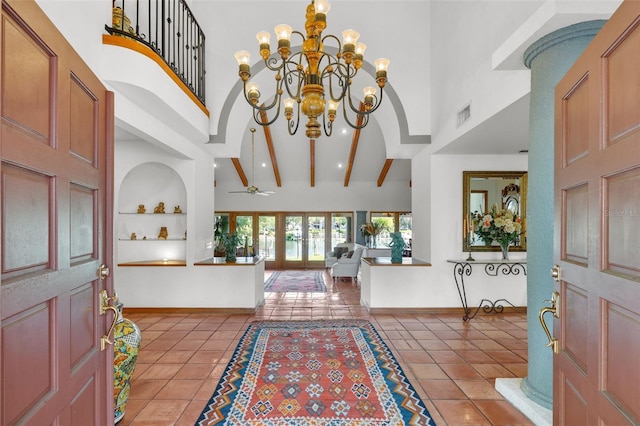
220,231,242,262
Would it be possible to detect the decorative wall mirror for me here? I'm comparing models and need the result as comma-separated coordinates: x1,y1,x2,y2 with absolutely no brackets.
462,171,527,252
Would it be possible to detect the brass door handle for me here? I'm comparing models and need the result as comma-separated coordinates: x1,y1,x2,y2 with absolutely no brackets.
538,291,560,354
99,289,120,351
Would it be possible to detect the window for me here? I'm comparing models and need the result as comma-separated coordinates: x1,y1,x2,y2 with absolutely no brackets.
370,211,412,249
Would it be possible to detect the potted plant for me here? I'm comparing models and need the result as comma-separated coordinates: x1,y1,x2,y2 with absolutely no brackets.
220,231,242,262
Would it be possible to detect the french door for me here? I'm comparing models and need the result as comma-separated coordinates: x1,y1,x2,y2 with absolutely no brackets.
281,214,326,269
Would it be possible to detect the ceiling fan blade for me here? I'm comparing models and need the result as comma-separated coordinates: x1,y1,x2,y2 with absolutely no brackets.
229,190,250,194
255,192,270,196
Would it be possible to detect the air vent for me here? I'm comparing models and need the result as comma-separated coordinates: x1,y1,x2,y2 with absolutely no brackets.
456,103,471,127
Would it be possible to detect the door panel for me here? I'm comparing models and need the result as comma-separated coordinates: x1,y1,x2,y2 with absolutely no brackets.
554,1,640,424
284,214,303,266
1,1,113,425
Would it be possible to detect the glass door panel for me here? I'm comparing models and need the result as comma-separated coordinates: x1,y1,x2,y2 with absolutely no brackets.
258,215,276,261
307,215,325,265
331,213,352,248
284,215,303,264
235,215,253,256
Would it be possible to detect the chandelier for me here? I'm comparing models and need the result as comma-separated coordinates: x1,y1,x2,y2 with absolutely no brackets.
234,0,389,139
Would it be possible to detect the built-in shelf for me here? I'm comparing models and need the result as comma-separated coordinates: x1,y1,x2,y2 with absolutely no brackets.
118,238,187,241
118,212,186,215
117,162,188,265
118,259,186,267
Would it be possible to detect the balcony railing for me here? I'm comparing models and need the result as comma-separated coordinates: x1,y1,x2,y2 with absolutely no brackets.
106,0,206,106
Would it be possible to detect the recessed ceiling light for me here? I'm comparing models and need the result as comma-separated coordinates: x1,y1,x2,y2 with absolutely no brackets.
261,162,266,167
214,163,218,168
338,163,343,168
341,128,348,135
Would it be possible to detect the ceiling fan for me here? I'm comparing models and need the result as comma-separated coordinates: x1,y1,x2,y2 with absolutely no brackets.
229,128,275,196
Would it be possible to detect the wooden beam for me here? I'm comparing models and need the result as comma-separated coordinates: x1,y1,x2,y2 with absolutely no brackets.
310,139,315,187
231,158,248,186
259,110,282,187
343,102,366,187
377,159,393,187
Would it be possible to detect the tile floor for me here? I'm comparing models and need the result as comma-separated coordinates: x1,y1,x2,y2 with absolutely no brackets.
119,270,533,425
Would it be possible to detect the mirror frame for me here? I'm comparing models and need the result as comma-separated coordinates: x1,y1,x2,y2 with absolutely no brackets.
462,171,527,253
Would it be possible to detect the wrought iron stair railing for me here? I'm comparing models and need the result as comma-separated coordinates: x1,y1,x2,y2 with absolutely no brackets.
106,0,206,106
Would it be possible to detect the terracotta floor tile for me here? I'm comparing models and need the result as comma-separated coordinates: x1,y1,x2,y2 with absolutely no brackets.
129,399,189,425
485,350,526,363
471,363,515,380
173,363,214,380
123,269,532,425
474,400,534,425
418,379,467,399
410,363,449,380
154,379,203,400
455,379,504,399
456,350,496,363
156,350,195,364
159,330,191,340
136,364,182,380
432,399,491,425
428,350,465,364
440,362,485,380
128,379,169,400
143,339,179,351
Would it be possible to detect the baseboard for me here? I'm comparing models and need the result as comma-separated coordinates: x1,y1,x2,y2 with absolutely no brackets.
366,307,527,315
122,307,257,315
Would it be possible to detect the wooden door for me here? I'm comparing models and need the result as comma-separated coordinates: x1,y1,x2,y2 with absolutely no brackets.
0,1,114,425
554,1,640,424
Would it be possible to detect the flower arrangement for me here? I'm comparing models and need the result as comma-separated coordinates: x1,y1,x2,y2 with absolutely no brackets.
472,204,523,257
359,221,386,236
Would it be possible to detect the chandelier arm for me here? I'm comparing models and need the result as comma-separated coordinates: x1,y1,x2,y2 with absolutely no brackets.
264,56,285,73
251,100,282,127
320,34,342,52
242,80,282,112
282,61,306,99
324,70,349,103
340,103,370,130
287,101,301,135
321,112,333,137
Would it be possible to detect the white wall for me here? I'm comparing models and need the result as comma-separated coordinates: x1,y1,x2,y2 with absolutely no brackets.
410,153,528,309
214,180,411,213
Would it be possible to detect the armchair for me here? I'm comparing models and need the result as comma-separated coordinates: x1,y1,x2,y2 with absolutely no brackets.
325,242,354,268
330,246,365,283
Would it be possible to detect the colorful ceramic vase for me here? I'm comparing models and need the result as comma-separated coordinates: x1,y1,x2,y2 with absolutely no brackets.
113,299,141,424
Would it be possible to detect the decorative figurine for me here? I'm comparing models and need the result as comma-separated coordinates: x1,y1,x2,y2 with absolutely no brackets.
142,236,147,240
130,232,137,240
137,204,146,214
153,202,165,214
389,232,405,264
174,205,182,214
158,227,168,240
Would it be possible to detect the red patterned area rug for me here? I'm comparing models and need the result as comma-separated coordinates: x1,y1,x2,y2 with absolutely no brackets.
196,319,436,425
264,270,327,293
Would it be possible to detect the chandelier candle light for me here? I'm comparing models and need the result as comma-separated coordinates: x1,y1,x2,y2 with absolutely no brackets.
234,0,389,140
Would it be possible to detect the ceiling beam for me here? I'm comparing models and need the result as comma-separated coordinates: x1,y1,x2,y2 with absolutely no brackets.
259,110,282,187
231,158,248,186
343,102,365,187
377,159,393,187
310,139,315,187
